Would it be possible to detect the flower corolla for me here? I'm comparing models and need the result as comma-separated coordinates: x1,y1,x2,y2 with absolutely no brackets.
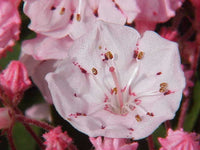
46,21,185,139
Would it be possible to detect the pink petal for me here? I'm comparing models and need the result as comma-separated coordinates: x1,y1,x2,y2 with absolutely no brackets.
90,137,138,150
22,34,73,60
20,54,57,104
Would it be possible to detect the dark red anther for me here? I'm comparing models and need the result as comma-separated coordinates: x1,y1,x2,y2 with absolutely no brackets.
156,72,162,75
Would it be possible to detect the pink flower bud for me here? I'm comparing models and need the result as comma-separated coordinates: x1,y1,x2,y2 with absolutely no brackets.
90,137,138,150
43,126,73,150
0,61,31,101
158,128,200,150
0,107,12,129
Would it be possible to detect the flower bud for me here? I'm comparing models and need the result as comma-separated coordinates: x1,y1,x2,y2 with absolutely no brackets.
0,61,31,102
43,126,74,150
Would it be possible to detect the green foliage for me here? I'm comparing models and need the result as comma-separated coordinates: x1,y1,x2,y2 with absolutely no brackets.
184,80,200,131
11,123,41,150
0,42,21,69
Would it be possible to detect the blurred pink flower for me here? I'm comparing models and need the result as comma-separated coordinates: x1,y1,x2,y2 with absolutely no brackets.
0,107,12,129
46,21,185,139
25,103,51,122
90,137,138,150
181,66,194,97
158,128,200,150
135,0,184,33
159,27,178,42
0,61,31,101
43,126,73,150
0,0,21,58
23,0,139,39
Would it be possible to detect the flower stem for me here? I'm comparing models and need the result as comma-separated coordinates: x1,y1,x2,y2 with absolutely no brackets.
178,98,189,129
147,135,155,150
164,120,171,130
7,128,16,150
15,114,54,131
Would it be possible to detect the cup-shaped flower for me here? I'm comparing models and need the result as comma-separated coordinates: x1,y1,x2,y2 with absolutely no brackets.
158,128,200,150
134,0,184,33
0,0,21,58
23,0,139,39
0,61,31,101
46,21,185,139
0,107,12,129
90,137,138,150
43,126,73,150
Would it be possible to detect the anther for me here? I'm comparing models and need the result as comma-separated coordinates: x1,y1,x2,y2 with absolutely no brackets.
92,68,98,75
159,82,168,93
133,50,144,59
60,7,65,15
137,51,144,60
135,115,142,122
111,87,117,95
160,82,168,88
76,14,81,21
105,51,113,60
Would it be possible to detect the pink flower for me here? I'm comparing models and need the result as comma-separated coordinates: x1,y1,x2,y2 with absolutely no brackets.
43,126,73,150
46,21,185,139
90,137,138,150
0,0,21,58
134,0,184,33
0,107,12,129
159,27,178,42
23,0,139,39
0,61,31,101
158,128,200,150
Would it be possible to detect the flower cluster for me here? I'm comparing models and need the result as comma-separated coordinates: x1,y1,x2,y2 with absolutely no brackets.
0,0,199,150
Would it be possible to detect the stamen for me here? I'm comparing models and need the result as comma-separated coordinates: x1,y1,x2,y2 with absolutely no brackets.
76,0,82,21
109,66,123,108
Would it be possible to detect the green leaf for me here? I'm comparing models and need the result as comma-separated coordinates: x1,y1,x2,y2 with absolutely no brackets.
152,124,166,149
0,42,21,69
11,122,41,150
184,80,200,131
